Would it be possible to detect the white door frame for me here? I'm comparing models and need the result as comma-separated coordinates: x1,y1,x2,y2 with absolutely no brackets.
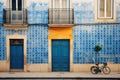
48,39,73,72
6,34,27,71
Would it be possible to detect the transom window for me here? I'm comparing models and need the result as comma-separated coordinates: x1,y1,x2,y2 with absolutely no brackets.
97,0,113,19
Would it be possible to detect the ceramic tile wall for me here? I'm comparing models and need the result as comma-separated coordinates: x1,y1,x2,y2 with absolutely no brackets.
73,24,120,64
0,25,48,63
0,0,120,64
73,0,120,64
27,0,48,24
0,0,48,63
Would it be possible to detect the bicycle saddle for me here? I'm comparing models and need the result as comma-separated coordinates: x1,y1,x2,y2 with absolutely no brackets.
103,63,107,66
95,64,99,65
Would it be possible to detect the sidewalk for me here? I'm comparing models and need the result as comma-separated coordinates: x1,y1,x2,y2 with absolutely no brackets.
0,72,120,79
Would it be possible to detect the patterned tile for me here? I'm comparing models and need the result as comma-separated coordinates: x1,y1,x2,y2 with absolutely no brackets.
0,25,48,63
73,24,120,64
0,0,120,64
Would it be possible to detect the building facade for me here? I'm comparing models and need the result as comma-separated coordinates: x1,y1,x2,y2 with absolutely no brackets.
0,0,120,72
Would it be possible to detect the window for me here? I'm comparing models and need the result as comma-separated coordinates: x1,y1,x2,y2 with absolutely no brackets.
49,0,73,24
98,0,113,18
11,0,23,11
4,0,27,30
4,0,27,24
11,0,23,23
95,0,116,22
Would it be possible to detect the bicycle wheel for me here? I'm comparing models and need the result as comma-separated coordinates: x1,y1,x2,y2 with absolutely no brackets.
103,66,111,74
90,66,98,74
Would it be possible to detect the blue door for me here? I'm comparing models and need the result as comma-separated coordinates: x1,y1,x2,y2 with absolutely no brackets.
10,44,24,69
52,39,70,72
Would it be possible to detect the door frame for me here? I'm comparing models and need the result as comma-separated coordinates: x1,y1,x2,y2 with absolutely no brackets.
48,27,74,72
6,33,27,72
51,39,70,72
49,39,73,72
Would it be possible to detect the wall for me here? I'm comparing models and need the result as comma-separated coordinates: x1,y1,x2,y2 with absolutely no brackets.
0,0,120,72
0,0,49,72
73,0,120,64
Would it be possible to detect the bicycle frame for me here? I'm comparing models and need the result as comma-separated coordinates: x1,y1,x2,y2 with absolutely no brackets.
90,62,111,74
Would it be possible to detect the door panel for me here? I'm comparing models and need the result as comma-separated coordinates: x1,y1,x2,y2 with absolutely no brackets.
10,44,24,69
52,40,70,72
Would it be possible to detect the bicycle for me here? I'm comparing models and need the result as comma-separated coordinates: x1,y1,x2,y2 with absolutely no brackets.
90,62,111,74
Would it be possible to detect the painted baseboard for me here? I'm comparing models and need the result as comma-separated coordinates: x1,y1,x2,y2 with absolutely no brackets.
73,64,120,72
0,60,9,72
0,61,120,72
26,64,49,72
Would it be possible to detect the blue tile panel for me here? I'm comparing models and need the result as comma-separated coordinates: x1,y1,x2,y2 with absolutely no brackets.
72,0,120,64
116,0,120,23
0,2,4,23
26,25,48,64
73,24,120,64
73,0,120,23
0,0,120,24
0,26,6,60
0,0,120,64
73,1,94,24
27,2,48,24
0,25,48,64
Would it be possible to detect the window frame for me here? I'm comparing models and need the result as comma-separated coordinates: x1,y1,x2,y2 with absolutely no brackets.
6,0,26,9
49,0,72,8
10,0,24,24
95,0,116,22
11,0,23,10
49,0,73,24
52,0,70,8
98,0,113,19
